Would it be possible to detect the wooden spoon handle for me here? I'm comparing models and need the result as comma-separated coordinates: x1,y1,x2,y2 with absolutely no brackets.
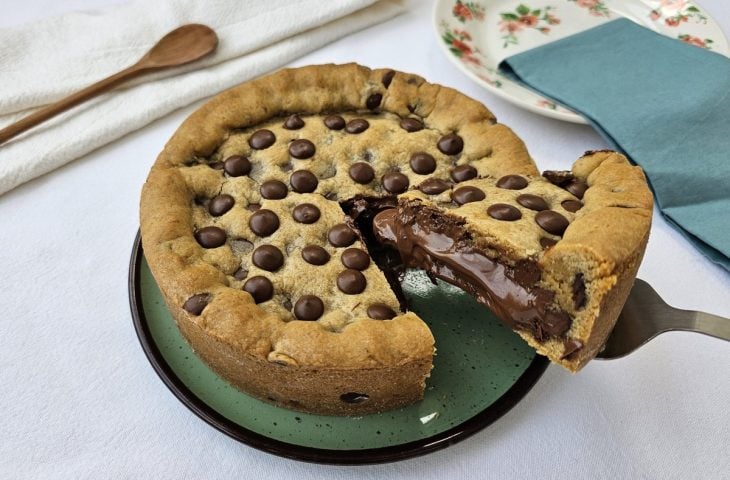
0,64,143,146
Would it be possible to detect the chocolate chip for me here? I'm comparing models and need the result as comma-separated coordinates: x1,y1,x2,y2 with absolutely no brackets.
283,114,304,130
543,310,571,337
562,200,583,212
337,269,367,294
535,210,570,235
294,295,324,320
208,194,234,216
345,119,369,134
516,194,549,211
366,93,383,110
243,276,274,303
341,248,370,270
488,203,522,221
209,161,224,170
324,115,346,130
290,170,318,193
382,172,409,194
302,245,330,265
565,180,588,199
260,180,288,200
251,245,284,272
496,174,528,190
248,129,276,149
572,273,586,310
249,209,280,237
452,186,485,205
289,139,316,159
542,170,574,186
224,155,251,177
233,267,249,280
292,203,321,224
437,134,464,155
247,203,261,212
349,162,375,184
410,152,436,174
419,178,451,195
367,304,396,320
400,118,424,132
183,294,208,315
540,237,558,249
340,392,369,404
450,165,477,183
382,70,396,88
328,224,357,247
194,226,227,248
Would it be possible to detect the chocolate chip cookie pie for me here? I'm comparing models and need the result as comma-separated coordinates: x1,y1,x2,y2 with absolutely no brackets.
140,64,652,415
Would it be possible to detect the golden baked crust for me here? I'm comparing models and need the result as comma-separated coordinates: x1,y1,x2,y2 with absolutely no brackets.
141,64,652,414
400,150,653,370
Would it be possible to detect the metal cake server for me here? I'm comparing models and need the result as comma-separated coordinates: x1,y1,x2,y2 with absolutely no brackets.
596,279,730,359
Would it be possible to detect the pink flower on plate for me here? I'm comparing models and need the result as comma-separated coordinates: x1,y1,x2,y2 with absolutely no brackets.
577,0,599,7
453,3,473,21
499,20,524,33
649,9,661,21
519,14,539,27
679,34,707,48
498,5,558,47
665,16,687,26
659,0,688,11
451,39,473,55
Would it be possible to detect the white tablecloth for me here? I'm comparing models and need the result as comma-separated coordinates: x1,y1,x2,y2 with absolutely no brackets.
2,1,729,478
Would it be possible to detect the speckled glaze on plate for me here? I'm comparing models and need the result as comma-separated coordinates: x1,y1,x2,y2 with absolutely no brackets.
434,0,729,123
129,232,548,464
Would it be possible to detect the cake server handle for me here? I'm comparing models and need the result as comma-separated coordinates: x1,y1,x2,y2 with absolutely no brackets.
596,279,730,359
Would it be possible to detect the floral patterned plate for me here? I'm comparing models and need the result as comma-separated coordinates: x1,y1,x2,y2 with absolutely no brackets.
434,0,729,123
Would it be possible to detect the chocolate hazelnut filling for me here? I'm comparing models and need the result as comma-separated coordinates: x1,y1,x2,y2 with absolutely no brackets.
372,205,572,342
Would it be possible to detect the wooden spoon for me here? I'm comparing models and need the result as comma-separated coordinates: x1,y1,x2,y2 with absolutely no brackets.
0,24,218,146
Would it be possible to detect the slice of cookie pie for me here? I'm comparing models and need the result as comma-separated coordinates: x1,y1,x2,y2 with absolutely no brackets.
140,64,652,415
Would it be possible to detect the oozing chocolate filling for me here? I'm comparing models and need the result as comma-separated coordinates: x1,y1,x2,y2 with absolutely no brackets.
372,206,572,342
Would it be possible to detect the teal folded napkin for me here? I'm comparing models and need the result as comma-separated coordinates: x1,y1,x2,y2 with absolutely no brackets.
500,18,730,271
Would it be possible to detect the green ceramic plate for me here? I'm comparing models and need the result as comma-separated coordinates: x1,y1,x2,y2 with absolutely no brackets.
129,232,547,464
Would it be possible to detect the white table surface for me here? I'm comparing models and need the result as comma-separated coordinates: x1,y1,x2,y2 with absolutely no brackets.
2,1,729,478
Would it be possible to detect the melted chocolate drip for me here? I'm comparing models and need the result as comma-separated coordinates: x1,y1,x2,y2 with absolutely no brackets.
372,205,572,340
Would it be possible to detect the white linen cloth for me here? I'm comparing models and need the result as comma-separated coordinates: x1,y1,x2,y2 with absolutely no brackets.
0,0,404,195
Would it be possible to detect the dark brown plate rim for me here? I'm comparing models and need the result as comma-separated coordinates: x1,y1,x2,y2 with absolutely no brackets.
128,230,549,465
